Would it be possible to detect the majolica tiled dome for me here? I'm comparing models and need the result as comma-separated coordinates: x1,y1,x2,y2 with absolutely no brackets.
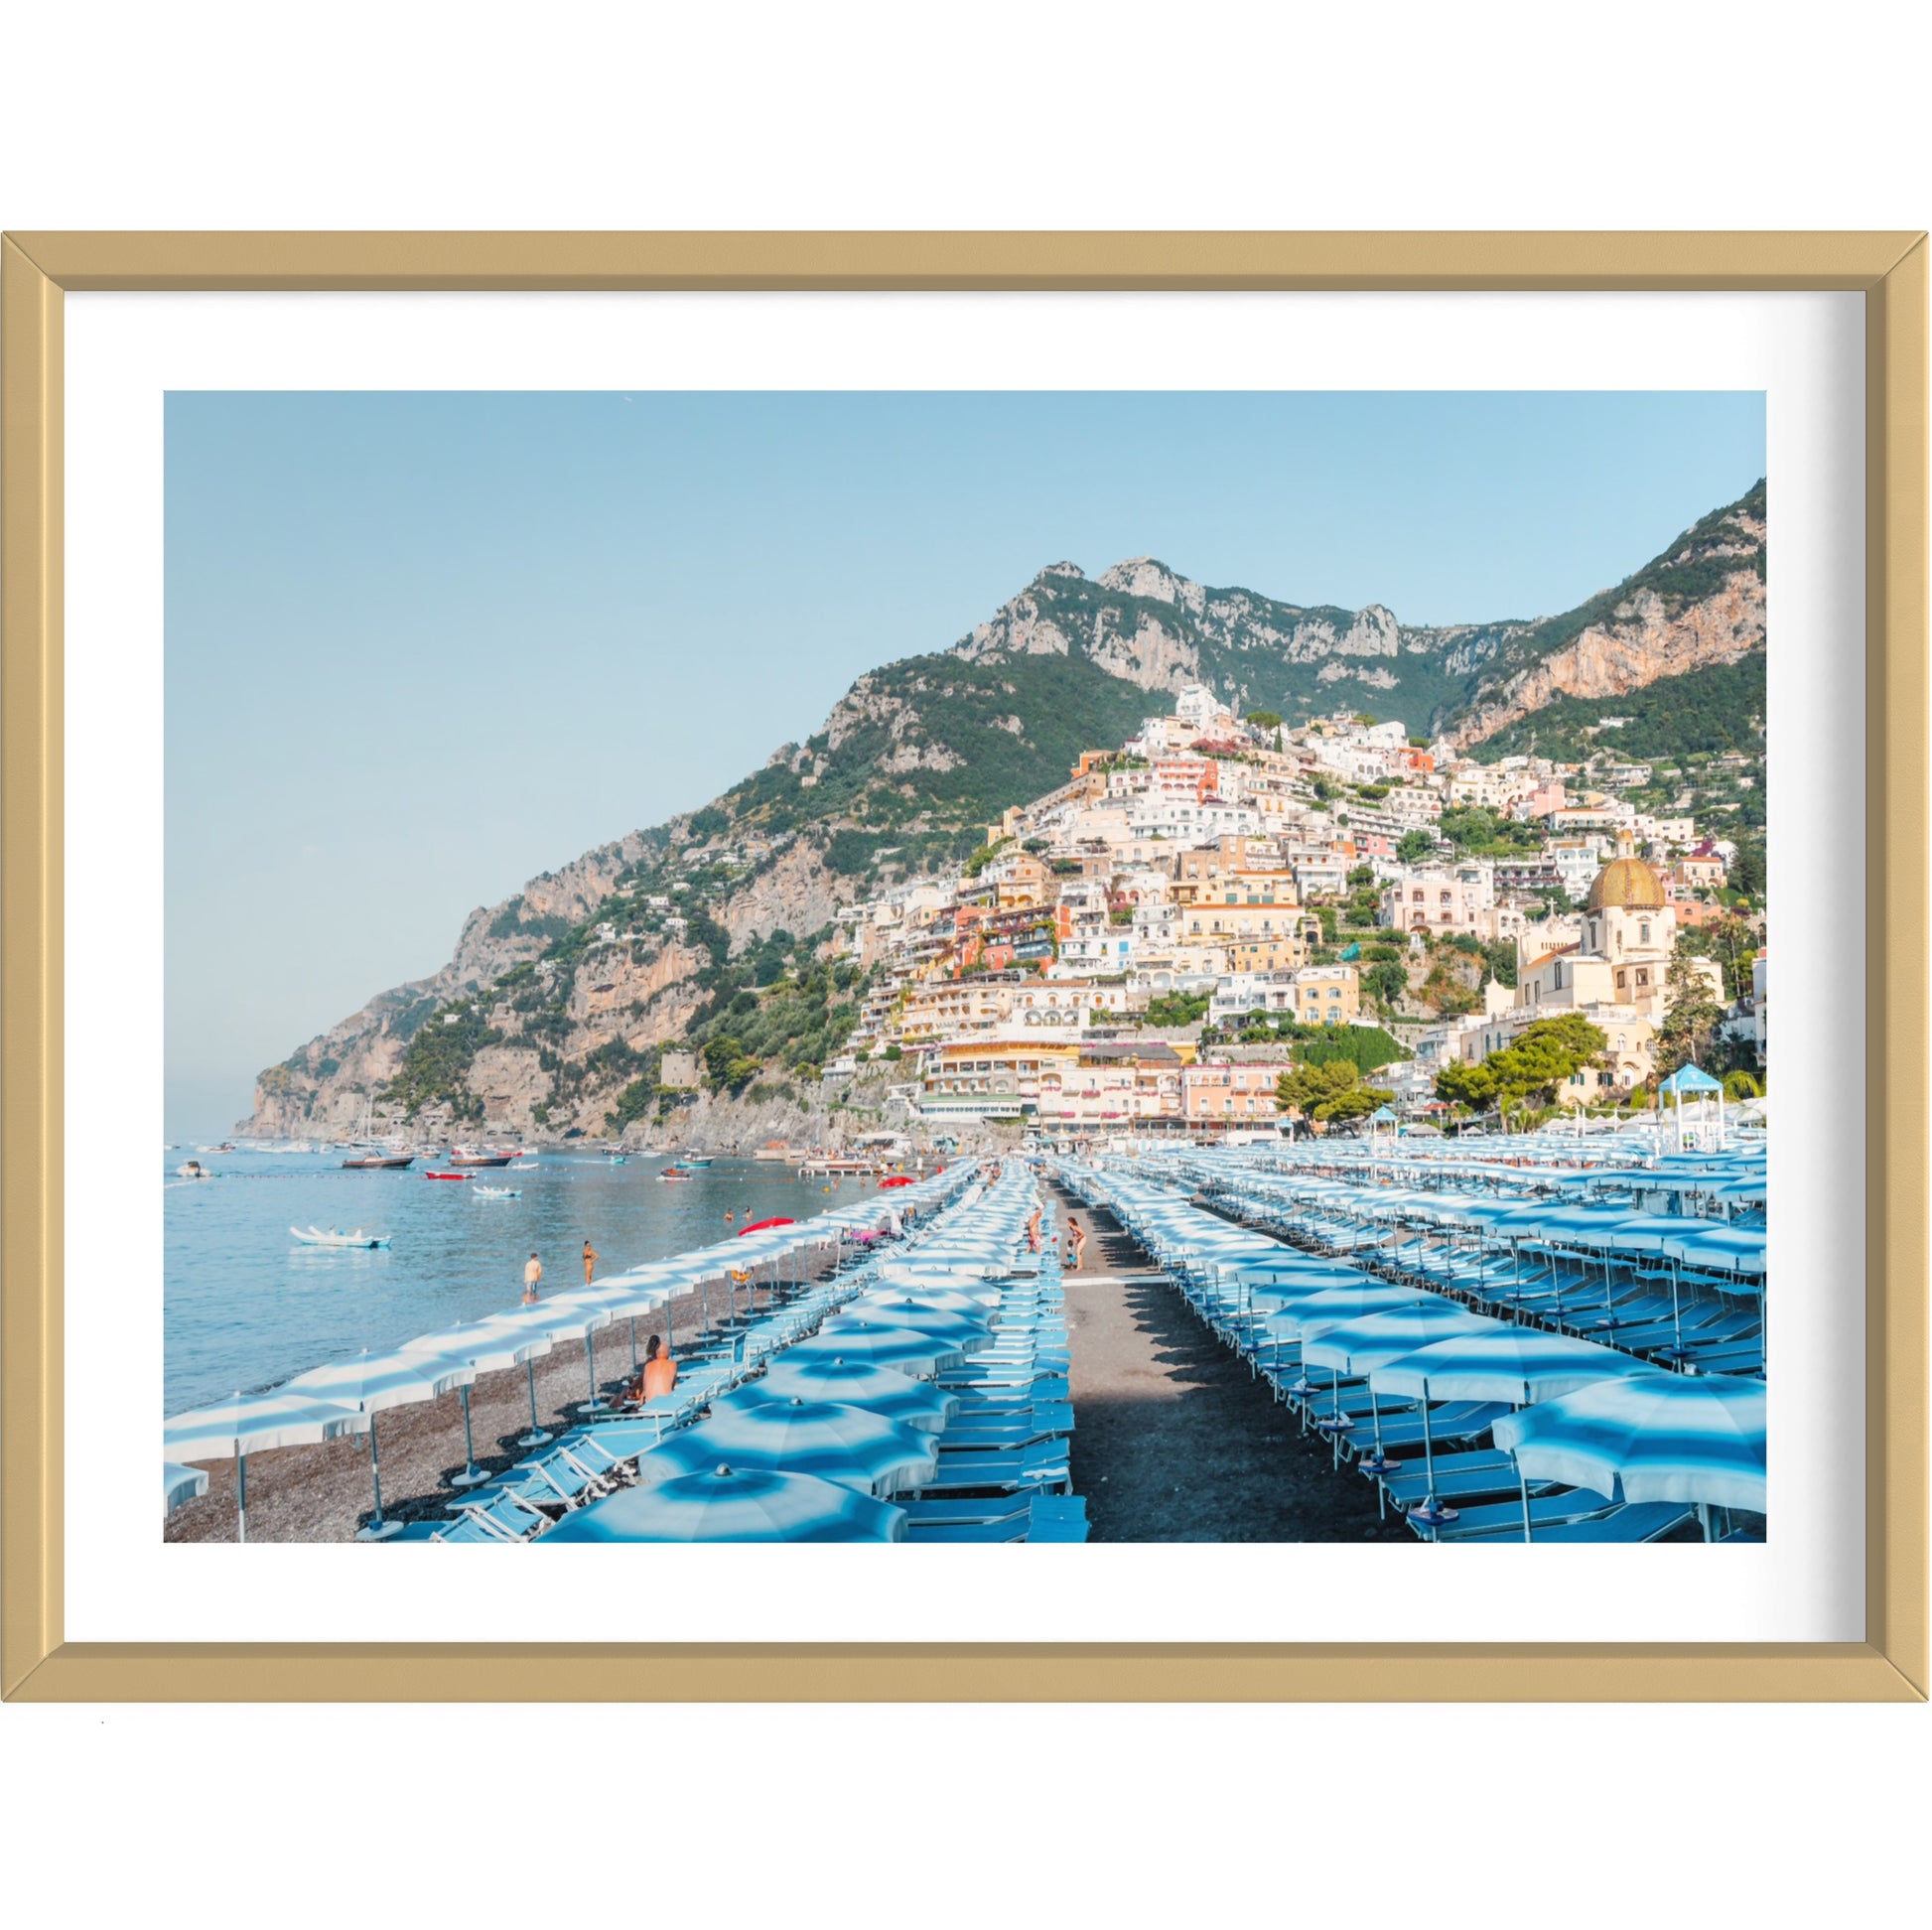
1585,854,1667,911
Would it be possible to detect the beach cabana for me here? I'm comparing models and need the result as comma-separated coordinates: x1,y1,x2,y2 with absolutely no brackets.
1658,1061,1726,1152
164,1390,368,1543
1492,1372,1766,1537
534,1465,907,1543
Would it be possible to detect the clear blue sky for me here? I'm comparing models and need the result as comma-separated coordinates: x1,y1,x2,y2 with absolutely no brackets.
165,388,1764,1134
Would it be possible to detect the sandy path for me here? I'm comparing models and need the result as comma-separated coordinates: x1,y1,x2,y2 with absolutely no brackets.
1055,1189,1412,1544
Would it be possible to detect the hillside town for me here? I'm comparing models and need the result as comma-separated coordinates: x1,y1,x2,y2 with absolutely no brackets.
816,684,1764,1139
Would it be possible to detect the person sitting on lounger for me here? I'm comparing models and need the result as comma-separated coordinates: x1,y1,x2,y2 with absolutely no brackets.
641,1333,677,1400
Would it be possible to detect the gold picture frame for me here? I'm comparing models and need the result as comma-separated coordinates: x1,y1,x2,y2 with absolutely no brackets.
3,231,1924,1701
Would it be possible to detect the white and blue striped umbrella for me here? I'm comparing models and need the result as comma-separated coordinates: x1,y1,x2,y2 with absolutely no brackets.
1495,1373,1766,1512
284,1349,476,1540
1261,1282,1433,1340
824,1306,993,1351
163,1390,367,1543
1371,1329,1662,1406
164,1461,208,1516
635,1398,939,1497
786,1323,965,1378
399,1319,554,1487
535,1465,907,1542
1661,1225,1768,1279
729,1357,958,1433
862,1285,1001,1315
165,1388,369,1461
1301,1302,1502,1374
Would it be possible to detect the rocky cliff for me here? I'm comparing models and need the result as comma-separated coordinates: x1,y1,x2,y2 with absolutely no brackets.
242,480,1766,1140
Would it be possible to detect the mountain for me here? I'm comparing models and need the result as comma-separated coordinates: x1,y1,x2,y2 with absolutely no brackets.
241,482,1766,1140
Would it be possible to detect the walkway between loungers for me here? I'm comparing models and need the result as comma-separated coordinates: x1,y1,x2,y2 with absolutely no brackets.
1050,1187,1406,1544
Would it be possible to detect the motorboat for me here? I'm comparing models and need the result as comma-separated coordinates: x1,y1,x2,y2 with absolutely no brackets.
658,1166,694,1181
424,1171,469,1181
683,1155,715,1168
290,1225,391,1249
472,1183,521,1198
448,1147,515,1168
174,1160,215,1180
342,1153,414,1170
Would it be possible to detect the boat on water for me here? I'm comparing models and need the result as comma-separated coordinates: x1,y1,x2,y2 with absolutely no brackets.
424,1171,470,1181
607,1153,627,1166
472,1184,521,1198
658,1166,694,1181
174,1160,215,1180
290,1225,391,1249
447,1147,515,1168
508,1161,539,1171
343,1153,414,1171
684,1155,715,1168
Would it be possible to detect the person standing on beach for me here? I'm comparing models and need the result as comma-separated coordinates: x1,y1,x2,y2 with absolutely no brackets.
1066,1218,1088,1272
522,1252,542,1303
1026,1204,1042,1253
582,1238,600,1287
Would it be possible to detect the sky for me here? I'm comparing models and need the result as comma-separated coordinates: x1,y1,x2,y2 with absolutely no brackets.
165,388,1765,1134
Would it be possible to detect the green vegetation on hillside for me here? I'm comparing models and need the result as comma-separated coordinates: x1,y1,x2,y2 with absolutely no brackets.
1475,649,1766,764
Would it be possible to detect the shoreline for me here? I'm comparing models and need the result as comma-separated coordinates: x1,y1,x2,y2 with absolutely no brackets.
165,1263,827,1544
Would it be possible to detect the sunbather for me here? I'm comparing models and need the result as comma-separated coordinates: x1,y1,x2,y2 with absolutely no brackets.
642,1334,678,1400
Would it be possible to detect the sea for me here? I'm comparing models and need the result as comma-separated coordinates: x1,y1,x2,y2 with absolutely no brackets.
163,1148,883,1415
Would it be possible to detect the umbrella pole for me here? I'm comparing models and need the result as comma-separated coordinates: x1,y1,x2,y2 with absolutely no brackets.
520,1357,552,1447
586,1324,610,1413
629,1317,638,1373
359,1412,402,1540
1331,1368,1342,1468
1515,1452,1533,1543
235,1451,247,1545
454,1384,488,1486
1668,1259,1685,1363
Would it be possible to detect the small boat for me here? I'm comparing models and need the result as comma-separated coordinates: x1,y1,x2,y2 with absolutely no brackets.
473,1184,521,1198
174,1160,215,1180
425,1171,469,1181
448,1148,514,1168
658,1166,694,1181
343,1153,414,1171
291,1225,391,1249
508,1161,539,1172
607,1154,627,1167
684,1155,715,1168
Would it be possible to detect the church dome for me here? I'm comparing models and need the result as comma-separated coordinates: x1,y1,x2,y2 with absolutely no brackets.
1585,854,1667,911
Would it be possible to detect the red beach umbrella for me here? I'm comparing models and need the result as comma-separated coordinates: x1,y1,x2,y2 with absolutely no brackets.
738,1216,796,1235
878,1175,914,1189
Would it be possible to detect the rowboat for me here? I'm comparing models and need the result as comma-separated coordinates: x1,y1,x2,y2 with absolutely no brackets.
290,1225,391,1249
425,1171,469,1181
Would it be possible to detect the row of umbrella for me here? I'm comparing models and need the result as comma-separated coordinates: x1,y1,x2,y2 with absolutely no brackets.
1066,1159,1766,1538
536,1165,1054,1540
165,1164,978,1538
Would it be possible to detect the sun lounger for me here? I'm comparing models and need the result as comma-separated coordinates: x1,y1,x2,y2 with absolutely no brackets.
1412,1489,1620,1541
913,1444,1071,1495
1449,1502,1695,1544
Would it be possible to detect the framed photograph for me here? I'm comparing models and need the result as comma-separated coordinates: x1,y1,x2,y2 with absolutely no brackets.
2,232,1923,1700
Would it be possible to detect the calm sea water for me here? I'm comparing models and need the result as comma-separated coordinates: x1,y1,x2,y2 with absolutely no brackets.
163,1150,883,1414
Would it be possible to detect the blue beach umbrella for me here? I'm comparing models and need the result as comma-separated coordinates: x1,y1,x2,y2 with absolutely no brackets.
635,1398,940,1497
1370,1329,1655,1531
164,1461,208,1517
1300,1302,1501,1474
730,1356,959,1433
537,1465,907,1542
164,1390,368,1543
284,1348,478,1540
824,1306,993,1352
400,1318,553,1487
1494,1373,1766,1534
1660,1224,1768,1280
474,1301,617,1446
785,1323,966,1379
